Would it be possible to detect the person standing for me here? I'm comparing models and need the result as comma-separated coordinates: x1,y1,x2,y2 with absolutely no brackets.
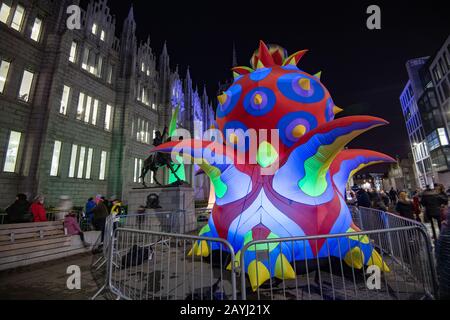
5,194,31,223
85,197,96,224
412,189,422,222
421,185,443,240
389,188,398,205
30,195,47,222
395,192,415,220
380,190,390,209
92,195,109,242
356,188,371,208
110,199,123,231
436,184,449,223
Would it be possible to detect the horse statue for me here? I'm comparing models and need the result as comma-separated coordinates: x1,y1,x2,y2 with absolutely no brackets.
139,127,183,187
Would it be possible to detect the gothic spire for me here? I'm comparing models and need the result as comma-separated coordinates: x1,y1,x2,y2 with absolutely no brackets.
127,5,134,21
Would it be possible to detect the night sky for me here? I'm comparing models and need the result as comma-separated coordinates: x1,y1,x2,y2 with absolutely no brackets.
103,0,449,171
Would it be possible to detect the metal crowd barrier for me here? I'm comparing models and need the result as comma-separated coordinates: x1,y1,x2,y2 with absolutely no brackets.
350,206,424,231
106,228,237,300
240,226,438,300
91,206,438,300
92,210,187,270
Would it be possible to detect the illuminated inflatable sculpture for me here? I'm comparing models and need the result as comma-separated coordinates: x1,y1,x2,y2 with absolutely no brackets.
152,41,394,290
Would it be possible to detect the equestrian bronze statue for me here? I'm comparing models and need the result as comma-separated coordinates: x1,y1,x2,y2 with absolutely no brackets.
139,127,183,187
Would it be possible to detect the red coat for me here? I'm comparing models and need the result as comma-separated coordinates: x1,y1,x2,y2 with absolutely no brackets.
31,202,47,222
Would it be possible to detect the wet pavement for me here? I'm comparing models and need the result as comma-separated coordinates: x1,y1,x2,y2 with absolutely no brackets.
0,253,98,300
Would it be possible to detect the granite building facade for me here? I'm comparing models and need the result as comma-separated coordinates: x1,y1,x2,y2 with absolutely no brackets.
0,0,215,208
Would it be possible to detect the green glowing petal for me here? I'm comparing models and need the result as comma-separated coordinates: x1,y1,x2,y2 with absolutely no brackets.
299,131,363,197
201,163,227,199
257,141,278,168
199,224,211,236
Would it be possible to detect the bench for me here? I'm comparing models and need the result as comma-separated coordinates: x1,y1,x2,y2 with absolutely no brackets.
0,221,99,271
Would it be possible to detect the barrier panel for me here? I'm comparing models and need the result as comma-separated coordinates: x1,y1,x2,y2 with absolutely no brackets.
240,226,438,300
106,228,237,300
91,206,438,300
350,206,424,231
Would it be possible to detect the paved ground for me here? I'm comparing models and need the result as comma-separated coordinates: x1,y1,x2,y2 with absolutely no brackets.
0,253,99,300
0,222,440,300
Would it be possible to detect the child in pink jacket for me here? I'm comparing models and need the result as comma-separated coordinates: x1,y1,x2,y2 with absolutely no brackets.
64,212,88,247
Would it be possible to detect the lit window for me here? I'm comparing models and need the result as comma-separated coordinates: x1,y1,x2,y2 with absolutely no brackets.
85,148,93,179
69,41,77,63
105,104,113,131
91,23,97,35
100,30,105,41
84,96,92,123
82,47,89,70
10,4,24,31
50,140,62,176
68,144,78,178
134,158,138,183
77,147,85,178
76,92,85,120
0,2,11,24
30,17,42,42
3,131,21,173
18,70,34,102
99,151,107,180
60,85,71,115
96,55,102,77
146,69,150,76
136,118,141,140
438,128,449,146
141,63,145,72
107,64,113,84
0,60,10,93
91,99,98,125
152,103,157,110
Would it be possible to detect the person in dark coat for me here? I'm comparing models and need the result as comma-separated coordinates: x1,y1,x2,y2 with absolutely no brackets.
395,191,415,220
436,184,449,222
5,194,31,223
369,190,387,211
421,185,444,240
92,195,109,242
389,188,398,205
380,190,390,208
356,188,371,208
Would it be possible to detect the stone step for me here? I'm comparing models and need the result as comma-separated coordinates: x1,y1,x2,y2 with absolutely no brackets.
0,224,64,236
0,239,72,258
0,235,69,252
0,229,65,242
0,243,85,265
0,231,101,271
0,221,63,230
0,247,90,272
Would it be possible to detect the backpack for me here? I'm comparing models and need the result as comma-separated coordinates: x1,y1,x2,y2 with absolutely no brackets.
121,244,153,268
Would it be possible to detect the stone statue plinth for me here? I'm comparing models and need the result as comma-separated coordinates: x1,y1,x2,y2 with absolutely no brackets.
128,186,196,233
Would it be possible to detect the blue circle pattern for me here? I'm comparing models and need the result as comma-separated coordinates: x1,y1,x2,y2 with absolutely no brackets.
217,84,242,118
277,73,325,104
249,68,272,81
223,120,250,152
278,111,318,147
281,65,300,71
325,98,335,122
243,87,276,117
